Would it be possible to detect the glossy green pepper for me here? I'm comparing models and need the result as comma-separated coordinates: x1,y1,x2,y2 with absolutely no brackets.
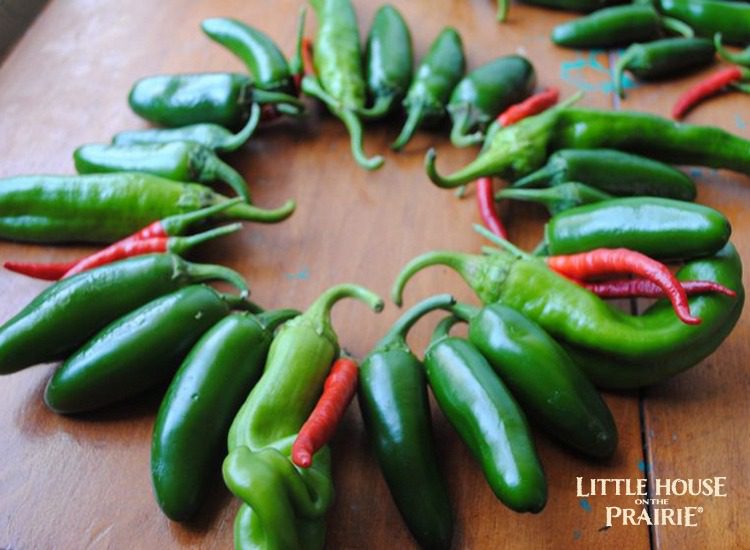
392,27,465,151
512,148,697,201
225,284,383,550
0,254,246,375
496,181,613,215
358,294,455,550
423,316,547,513
152,308,298,521
517,0,626,12
448,55,536,148
301,0,384,170
0,174,294,244
73,141,252,202
544,196,731,259
450,302,617,458
361,4,413,120
656,0,750,45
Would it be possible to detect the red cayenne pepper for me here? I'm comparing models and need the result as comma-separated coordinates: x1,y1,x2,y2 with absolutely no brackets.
291,356,359,468
476,177,508,238
3,260,77,281
672,66,750,119
496,87,560,127
583,278,736,299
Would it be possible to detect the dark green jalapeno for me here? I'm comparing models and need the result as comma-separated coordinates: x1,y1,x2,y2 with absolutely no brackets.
544,196,731,259
423,316,547,513
0,174,295,244
361,4,413,120
496,182,613,214
43,285,249,414
112,103,261,152
448,56,536,148
301,0,384,170
512,148,697,201
614,38,716,98
392,27,465,151
128,73,303,128
551,5,694,49
0,254,247,375
518,0,626,12
450,303,617,458
73,141,252,202
657,0,750,45
151,308,298,521
359,294,455,550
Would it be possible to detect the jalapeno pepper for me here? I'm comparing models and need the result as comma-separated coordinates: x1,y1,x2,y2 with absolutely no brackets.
544,196,731,259
450,302,618,458
614,38,716,99
656,0,750,45
224,284,383,550
73,141,252,202
448,56,536,148
0,174,294,244
423,316,547,513
301,0,384,170
496,182,613,214
0,254,247,375
152,308,298,521
128,73,303,128
359,294,455,550
518,0,626,12
361,4,413,120
392,27,466,151
512,148,697,200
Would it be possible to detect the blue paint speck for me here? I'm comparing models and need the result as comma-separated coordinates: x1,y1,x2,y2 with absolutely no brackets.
579,498,592,512
736,114,747,130
560,51,622,94
285,267,310,280
573,529,582,541
638,460,650,473
690,168,703,178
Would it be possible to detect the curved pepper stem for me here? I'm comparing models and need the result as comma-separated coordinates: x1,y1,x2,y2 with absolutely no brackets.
613,48,638,99
715,33,750,66
198,153,252,202
429,314,465,344
339,108,385,171
373,293,456,351
391,102,425,151
661,16,694,38
251,88,306,115
356,94,396,120
495,182,613,215
170,223,242,254
220,197,296,223
182,258,249,296
160,197,244,234
449,302,481,323
256,308,301,332
306,283,384,327
450,108,484,148
220,102,262,152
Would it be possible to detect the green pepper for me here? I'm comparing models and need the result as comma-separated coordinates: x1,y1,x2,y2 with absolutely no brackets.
152,308,298,521
496,181,613,214
111,103,261,152
425,96,750,186
225,284,383,549
392,27,465,151
301,0,384,170
448,56,536,148
450,303,617,458
512,148,697,201
614,37,716,98
544,196,731,259
0,174,294,244
657,0,750,45
361,4,413,120
358,294,455,550
423,316,547,513
518,0,626,12
128,73,303,128
551,5,694,49
0,254,247,375
73,141,252,202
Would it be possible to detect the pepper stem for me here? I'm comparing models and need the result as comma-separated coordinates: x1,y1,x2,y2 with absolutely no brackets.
200,155,252,202
339,108,384,171
183,260,249,296
289,7,308,80
391,101,425,151
219,294,262,311
221,198,296,223
450,108,484,148
251,88,306,113
613,47,638,99
714,33,750,66
429,315,465,344
510,164,557,188
661,16,694,38
495,182,612,215
425,147,505,188
256,308,301,332
161,197,244,235
300,75,340,109
219,102,262,152
170,223,242,254
473,224,533,260
373,293,456,351
356,94,396,120
496,0,509,22
449,302,480,322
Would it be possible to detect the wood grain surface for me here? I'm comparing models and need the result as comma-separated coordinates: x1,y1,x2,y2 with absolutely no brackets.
0,1,747,549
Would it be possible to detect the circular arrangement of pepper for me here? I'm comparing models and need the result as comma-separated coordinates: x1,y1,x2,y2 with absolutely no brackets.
1,1,741,544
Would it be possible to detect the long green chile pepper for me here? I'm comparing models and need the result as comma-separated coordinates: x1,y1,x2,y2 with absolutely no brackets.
714,33,750,67
301,0,384,170
112,102,261,152
225,284,383,550
551,5,694,49
518,0,626,13
361,4,413,120
0,174,295,244
425,96,750,186
43,285,247,414
614,38,716,98
392,27,466,151
512,148,697,201
152,308,299,521
496,181,613,214
129,73,303,128
544,196,731,259
450,303,617,458
423,316,547,513
0,254,247,375
448,56,536,148
656,0,750,45
74,141,253,202
391,244,743,371
358,294,455,550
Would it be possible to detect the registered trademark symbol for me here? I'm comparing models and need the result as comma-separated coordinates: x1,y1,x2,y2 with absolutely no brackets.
698,507,704,513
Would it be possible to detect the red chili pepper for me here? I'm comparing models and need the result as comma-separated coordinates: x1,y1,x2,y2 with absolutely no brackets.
291,356,359,469
302,37,316,78
497,87,560,127
583,278,736,299
546,248,701,325
672,66,750,120
476,177,508,238
3,260,77,280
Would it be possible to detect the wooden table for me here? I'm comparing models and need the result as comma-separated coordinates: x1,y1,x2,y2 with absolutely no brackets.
1,1,748,548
